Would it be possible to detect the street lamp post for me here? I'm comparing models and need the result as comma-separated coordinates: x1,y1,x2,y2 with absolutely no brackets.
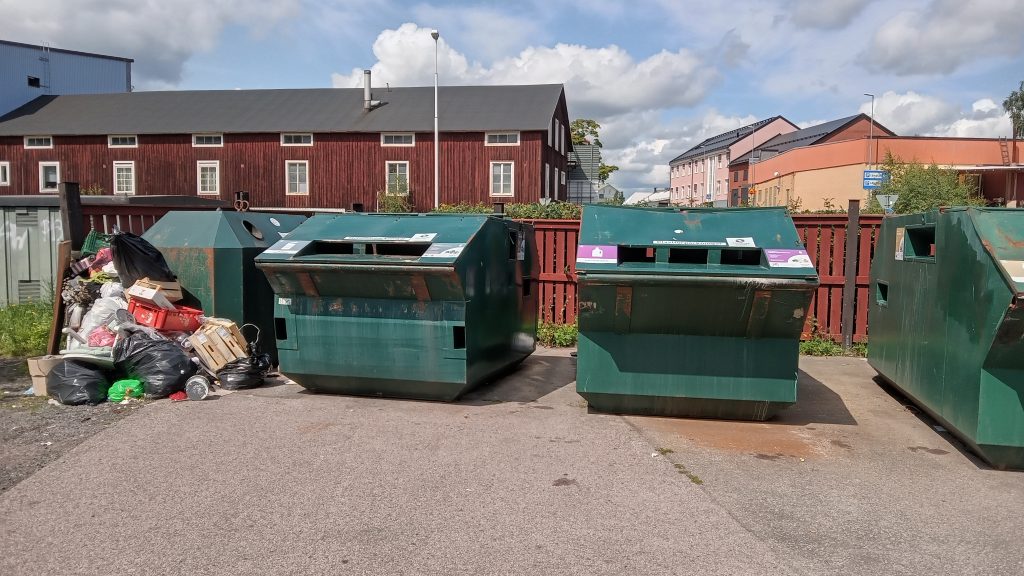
431,29,440,209
864,93,875,168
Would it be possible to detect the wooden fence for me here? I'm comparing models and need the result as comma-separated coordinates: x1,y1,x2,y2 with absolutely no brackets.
526,213,884,342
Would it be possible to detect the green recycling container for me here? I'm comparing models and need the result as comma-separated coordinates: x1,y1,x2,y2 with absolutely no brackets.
143,210,307,363
868,208,1024,470
255,213,538,401
575,205,819,420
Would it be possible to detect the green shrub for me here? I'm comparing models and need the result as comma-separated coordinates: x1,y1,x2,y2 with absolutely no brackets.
0,301,53,358
431,201,583,220
799,336,845,356
537,322,578,347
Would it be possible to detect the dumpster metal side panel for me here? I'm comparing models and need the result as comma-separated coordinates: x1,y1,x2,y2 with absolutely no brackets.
868,208,1024,469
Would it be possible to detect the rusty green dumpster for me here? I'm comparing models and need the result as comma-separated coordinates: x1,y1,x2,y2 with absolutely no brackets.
143,210,307,363
254,213,538,401
575,205,819,420
868,208,1024,470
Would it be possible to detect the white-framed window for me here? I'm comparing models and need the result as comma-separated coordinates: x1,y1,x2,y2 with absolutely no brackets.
560,168,566,185
286,160,308,195
24,136,53,149
0,162,9,186
113,161,135,195
559,123,565,156
485,131,520,146
197,161,220,195
490,161,514,197
281,133,313,146
39,162,59,193
544,164,550,199
192,134,223,147
548,120,554,147
108,135,138,148
381,133,415,146
386,161,409,195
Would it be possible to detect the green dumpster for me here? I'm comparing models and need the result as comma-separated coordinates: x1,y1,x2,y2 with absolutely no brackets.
575,205,819,420
868,208,1024,470
143,210,307,363
254,213,538,401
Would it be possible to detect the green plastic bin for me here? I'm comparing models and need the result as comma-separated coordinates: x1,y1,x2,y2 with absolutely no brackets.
255,213,538,401
143,210,307,363
868,208,1024,470
575,205,819,420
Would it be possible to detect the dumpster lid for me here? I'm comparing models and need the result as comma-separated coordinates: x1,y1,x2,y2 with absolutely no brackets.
575,205,817,278
970,208,1024,291
144,211,307,249
255,213,498,265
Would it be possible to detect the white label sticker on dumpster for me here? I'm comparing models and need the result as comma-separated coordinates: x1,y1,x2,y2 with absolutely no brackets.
894,227,905,261
421,243,465,258
576,245,618,263
264,240,310,254
765,249,813,268
727,237,756,247
652,240,727,246
278,297,292,306
410,233,437,242
999,260,1024,283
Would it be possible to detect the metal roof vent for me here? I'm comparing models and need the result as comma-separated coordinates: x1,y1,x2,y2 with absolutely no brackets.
363,70,382,111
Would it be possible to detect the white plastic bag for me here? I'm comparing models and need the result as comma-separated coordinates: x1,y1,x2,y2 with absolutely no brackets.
69,297,127,351
100,282,124,299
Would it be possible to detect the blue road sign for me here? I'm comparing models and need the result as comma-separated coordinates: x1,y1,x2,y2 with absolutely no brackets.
863,169,890,190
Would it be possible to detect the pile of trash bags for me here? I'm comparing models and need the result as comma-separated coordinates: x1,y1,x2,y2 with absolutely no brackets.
44,231,271,406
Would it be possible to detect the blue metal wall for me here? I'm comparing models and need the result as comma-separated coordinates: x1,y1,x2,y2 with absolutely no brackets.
1,41,132,116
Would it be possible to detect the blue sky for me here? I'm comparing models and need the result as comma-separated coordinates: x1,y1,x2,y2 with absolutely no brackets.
3,0,1022,191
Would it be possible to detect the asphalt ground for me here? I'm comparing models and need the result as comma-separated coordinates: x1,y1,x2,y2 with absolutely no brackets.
0,350,1021,575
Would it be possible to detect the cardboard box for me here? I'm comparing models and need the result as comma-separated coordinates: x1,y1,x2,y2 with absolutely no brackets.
189,332,229,372
126,282,175,310
138,278,183,302
188,326,247,372
26,355,63,397
203,317,248,351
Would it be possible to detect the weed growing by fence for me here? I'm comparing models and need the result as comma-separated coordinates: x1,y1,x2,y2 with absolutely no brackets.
799,336,868,357
0,301,53,357
537,322,578,347
433,202,583,220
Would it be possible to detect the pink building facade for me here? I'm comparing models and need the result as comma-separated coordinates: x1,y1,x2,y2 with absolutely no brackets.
668,116,797,206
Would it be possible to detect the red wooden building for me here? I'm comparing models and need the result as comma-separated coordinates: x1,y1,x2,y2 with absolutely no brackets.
0,75,571,210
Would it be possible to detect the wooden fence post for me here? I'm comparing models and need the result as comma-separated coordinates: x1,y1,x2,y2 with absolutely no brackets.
58,182,84,251
841,199,861,349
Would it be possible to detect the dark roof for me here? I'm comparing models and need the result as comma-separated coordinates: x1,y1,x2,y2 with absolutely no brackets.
669,116,793,164
728,113,895,165
0,84,565,136
0,39,133,63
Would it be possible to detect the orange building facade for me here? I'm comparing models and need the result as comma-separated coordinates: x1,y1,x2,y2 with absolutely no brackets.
739,136,1023,210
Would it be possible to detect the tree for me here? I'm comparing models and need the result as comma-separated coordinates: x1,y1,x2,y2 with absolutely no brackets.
570,119,603,146
598,163,619,184
1004,80,1024,138
864,152,986,214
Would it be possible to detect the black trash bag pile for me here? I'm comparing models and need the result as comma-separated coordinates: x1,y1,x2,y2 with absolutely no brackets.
110,233,176,290
47,360,111,406
216,353,271,390
113,333,197,398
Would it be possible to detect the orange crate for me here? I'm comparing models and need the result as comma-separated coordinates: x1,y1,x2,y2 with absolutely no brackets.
127,300,203,332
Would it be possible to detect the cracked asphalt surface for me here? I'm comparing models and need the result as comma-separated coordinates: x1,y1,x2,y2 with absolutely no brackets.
1,350,1021,575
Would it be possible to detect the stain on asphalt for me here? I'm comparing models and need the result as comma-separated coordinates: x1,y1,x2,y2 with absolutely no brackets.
754,453,783,461
831,439,853,449
553,477,579,487
907,446,949,455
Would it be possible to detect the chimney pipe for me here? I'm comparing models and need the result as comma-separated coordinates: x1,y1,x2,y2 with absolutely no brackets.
363,69,372,110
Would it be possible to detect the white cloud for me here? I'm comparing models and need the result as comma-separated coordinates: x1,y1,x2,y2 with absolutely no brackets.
409,5,543,62
860,91,1012,137
0,0,300,87
790,0,874,29
861,0,1024,75
331,23,717,118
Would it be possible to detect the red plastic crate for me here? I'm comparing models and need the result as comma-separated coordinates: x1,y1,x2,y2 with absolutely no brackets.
127,299,203,332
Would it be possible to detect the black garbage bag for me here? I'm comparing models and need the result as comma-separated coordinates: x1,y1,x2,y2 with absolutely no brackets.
216,353,271,390
113,334,196,398
47,360,110,405
110,233,175,289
